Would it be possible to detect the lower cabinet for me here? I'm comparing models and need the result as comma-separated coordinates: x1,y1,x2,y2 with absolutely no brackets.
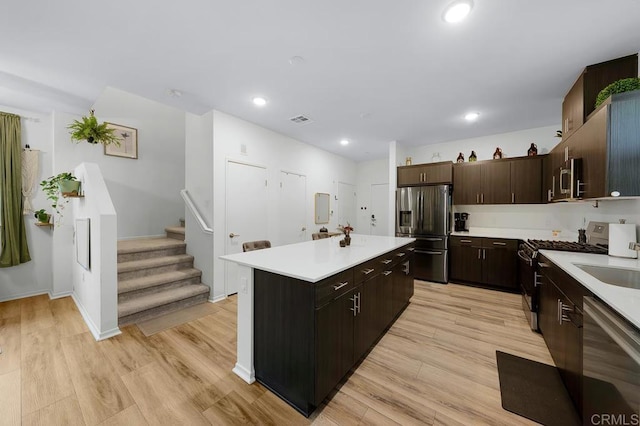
254,244,415,416
449,236,518,291
538,255,590,416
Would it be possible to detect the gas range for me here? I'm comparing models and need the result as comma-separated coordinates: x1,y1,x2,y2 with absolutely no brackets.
526,239,608,255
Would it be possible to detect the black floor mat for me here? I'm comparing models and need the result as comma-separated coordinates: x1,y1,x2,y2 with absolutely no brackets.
496,351,580,426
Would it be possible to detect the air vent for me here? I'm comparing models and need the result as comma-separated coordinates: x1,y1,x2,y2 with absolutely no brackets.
289,115,312,124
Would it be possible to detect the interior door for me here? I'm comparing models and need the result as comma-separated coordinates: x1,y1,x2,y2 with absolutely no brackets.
225,160,268,295
370,183,389,236
337,182,356,229
279,171,307,245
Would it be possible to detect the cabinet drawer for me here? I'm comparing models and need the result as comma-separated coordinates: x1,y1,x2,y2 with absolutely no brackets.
449,236,482,247
392,244,415,263
482,238,517,250
315,269,354,307
354,259,381,284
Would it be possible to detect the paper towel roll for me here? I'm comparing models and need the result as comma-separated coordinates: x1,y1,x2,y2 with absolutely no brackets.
608,223,637,258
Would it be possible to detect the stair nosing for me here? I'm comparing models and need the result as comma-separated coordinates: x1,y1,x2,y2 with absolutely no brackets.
118,254,194,273
117,238,186,255
118,284,209,317
118,269,202,294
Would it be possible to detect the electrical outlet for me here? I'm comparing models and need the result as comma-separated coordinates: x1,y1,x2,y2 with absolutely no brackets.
241,277,248,294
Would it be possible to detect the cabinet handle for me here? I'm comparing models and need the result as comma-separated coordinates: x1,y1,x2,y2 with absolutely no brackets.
333,281,349,291
357,292,361,314
362,268,375,275
576,180,584,197
476,193,480,204
492,242,506,246
557,299,561,323
481,193,484,204
547,189,553,202
383,270,392,276
395,252,406,257
511,193,515,204
478,248,481,259
402,261,410,275
406,247,415,252
538,262,549,268
381,259,393,264
460,239,472,243
534,272,542,287
483,249,486,260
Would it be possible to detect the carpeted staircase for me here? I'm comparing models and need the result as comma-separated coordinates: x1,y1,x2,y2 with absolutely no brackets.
117,226,210,326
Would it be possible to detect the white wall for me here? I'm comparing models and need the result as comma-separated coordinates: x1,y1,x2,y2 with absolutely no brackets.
0,105,53,302
355,158,389,234
212,110,357,300
85,87,186,238
184,111,214,292
71,163,119,340
408,125,560,164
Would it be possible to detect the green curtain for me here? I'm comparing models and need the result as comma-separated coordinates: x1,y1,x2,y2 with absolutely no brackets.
0,111,31,267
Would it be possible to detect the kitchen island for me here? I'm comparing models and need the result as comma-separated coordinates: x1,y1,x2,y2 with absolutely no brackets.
220,234,415,416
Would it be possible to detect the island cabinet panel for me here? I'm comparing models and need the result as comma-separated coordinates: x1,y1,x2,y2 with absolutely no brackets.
253,243,415,417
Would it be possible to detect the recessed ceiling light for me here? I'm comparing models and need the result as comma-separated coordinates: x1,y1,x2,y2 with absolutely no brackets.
464,112,480,121
443,0,473,23
340,139,350,146
252,97,267,107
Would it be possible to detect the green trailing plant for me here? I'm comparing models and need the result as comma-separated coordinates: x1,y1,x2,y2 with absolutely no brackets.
40,172,78,217
595,77,640,108
68,110,120,146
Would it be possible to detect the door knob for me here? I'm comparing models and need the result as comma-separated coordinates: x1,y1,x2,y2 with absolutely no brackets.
229,233,240,238
301,227,306,231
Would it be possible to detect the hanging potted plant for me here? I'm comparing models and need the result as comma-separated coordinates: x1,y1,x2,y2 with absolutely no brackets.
40,172,80,218
68,110,121,146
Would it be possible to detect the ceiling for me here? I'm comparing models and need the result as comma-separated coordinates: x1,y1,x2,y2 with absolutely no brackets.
1,1,639,162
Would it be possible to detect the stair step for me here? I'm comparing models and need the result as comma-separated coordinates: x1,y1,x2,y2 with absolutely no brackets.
118,284,210,325
117,238,186,262
118,269,202,301
165,226,185,241
118,254,194,281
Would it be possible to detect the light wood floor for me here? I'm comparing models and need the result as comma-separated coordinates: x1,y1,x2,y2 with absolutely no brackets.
0,282,553,425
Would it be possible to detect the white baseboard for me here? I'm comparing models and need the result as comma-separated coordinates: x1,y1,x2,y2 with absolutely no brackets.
49,290,73,300
233,363,255,384
71,293,121,341
209,294,227,303
0,289,49,303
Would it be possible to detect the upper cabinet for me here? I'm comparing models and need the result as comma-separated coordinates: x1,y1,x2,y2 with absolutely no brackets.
561,54,638,140
397,161,452,187
453,156,544,205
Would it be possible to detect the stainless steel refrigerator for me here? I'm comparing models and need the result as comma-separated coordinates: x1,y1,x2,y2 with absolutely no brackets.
396,185,450,283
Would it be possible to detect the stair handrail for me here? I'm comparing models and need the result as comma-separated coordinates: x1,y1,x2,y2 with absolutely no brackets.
180,189,213,235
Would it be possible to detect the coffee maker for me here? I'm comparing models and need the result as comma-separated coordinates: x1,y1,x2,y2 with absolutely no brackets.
454,212,469,232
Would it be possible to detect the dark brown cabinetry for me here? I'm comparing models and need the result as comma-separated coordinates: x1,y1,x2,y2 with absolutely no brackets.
538,254,592,415
561,54,638,140
449,236,517,291
548,91,640,200
453,156,544,205
254,243,414,416
397,161,453,186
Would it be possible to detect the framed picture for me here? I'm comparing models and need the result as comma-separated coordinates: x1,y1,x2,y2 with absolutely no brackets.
104,123,138,159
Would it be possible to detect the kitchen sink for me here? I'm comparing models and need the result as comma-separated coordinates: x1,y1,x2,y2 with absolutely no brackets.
575,264,640,289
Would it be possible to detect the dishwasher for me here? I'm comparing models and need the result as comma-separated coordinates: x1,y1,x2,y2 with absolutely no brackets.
583,297,639,425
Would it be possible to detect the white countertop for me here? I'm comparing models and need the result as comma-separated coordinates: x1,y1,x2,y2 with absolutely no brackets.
539,250,640,329
220,234,415,283
451,227,578,242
